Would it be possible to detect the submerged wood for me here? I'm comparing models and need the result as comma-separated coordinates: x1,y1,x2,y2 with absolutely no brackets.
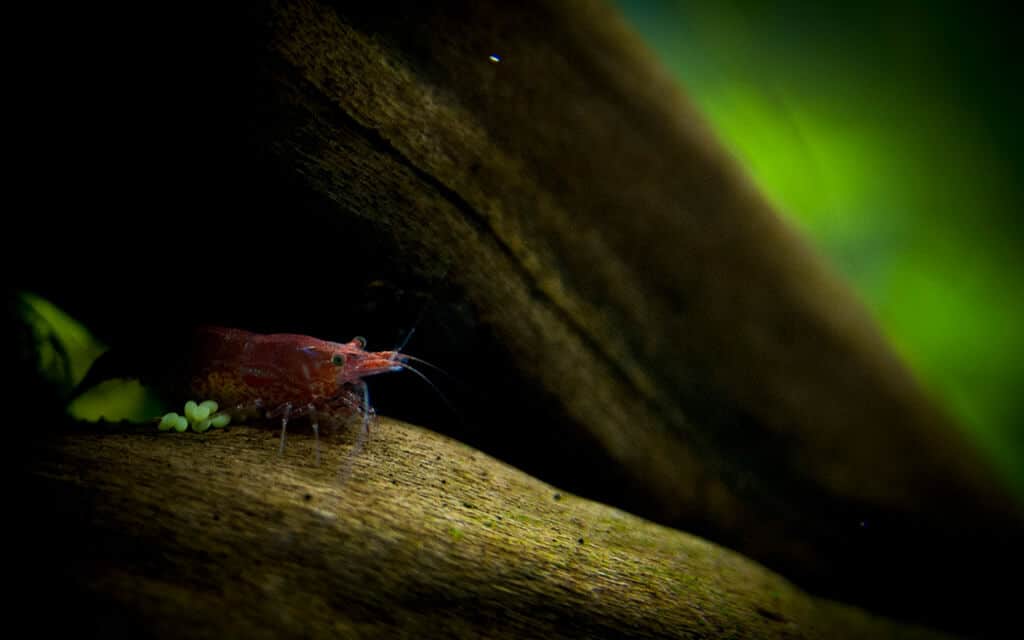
18,0,1021,634
21,421,951,640
247,0,1020,633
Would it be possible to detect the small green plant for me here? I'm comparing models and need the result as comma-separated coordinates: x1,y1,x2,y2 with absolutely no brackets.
159,400,230,433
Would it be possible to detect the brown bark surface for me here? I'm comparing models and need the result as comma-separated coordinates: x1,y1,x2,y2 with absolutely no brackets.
21,421,950,640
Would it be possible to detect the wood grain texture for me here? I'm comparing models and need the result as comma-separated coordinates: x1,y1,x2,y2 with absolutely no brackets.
19,421,951,640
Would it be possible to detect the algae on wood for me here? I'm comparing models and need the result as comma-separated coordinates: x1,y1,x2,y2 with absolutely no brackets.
20,421,949,639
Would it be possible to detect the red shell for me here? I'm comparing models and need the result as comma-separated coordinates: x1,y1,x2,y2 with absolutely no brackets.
189,326,403,414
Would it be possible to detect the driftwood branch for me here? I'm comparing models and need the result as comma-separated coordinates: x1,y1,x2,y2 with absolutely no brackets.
20,421,948,640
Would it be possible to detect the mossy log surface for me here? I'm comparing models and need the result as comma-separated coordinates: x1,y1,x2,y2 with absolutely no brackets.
21,421,949,640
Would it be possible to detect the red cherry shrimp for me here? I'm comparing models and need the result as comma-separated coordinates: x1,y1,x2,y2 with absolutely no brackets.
188,326,438,469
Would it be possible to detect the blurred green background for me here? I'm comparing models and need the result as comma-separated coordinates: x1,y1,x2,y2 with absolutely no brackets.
616,0,1023,494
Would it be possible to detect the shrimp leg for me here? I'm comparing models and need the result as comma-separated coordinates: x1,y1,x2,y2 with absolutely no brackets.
332,382,373,482
307,403,321,467
266,402,294,455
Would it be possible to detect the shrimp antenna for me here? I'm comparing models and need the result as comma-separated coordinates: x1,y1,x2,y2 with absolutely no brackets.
391,265,451,357
394,325,416,354
401,353,456,382
394,361,465,425
392,310,427,357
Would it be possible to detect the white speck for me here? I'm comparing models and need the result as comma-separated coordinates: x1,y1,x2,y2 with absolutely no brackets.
488,54,501,63
301,364,311,380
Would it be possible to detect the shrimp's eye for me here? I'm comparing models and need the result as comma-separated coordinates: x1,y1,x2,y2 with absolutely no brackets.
352,336,367,349
331,353,346,366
